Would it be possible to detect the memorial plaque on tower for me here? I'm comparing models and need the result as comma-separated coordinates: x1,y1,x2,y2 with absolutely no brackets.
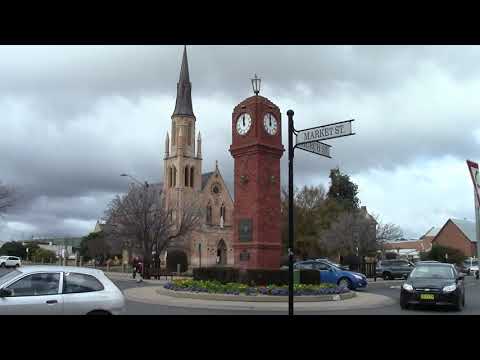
238,219,252,242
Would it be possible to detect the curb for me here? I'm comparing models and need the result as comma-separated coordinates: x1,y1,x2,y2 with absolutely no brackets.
123,286,396,312
156,287,356,302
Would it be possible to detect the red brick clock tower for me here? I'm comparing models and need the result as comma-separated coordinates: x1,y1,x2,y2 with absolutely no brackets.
229,78,285,270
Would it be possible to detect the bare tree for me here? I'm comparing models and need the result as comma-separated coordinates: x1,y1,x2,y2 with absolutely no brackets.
0,182,15,215
373,214,404,250
320,210,377,259
103,184,202,272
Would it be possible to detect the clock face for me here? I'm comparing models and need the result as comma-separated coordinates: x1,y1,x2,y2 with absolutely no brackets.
263,113,278,135
236,113,252,136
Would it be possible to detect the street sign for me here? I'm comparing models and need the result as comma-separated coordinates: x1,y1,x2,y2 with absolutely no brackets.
467,160,480,206
296,119,354,146
296,141,331,158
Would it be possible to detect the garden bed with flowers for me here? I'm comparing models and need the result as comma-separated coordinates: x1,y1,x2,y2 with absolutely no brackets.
162,279,352,299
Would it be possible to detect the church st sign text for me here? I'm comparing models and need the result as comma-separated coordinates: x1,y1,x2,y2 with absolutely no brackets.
295,119,354,146
296,141,331,158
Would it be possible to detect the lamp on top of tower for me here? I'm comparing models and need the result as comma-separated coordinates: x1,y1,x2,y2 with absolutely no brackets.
251,74,261,96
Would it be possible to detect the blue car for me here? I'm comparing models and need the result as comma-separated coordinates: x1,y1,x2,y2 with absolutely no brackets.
294,260,368,290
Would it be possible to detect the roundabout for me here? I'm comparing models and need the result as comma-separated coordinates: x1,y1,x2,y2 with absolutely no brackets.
123,285,396,312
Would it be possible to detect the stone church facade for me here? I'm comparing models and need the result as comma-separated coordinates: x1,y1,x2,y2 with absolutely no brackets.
160,47,234,270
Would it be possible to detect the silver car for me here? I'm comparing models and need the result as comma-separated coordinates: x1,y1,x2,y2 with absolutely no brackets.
0,266,126,315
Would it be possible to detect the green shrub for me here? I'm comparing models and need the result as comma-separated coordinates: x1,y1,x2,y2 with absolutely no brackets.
422,245,466,265
300,269,320,285
193,267,239,284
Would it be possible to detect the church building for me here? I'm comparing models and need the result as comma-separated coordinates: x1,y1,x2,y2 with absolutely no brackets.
160,46,234,271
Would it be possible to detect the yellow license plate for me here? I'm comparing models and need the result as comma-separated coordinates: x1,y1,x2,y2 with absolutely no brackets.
420,294,434,300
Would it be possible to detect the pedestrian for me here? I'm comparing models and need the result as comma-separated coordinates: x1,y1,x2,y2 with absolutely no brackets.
132,256,139,280
136,260,144,283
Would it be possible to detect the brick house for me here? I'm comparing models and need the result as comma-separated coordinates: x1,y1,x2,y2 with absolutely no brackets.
432,218,477,257
382,227,438,260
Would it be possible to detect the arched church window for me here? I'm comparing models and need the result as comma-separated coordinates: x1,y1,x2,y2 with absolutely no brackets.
184,166,189,187
172,125,176,145
173,166,177,187
190,167,194,187
187,124,192,146
220,204,226,223
206,203,212,224
168,167,172,188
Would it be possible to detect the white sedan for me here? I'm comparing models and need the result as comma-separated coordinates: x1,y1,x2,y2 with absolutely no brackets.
0,266,126,315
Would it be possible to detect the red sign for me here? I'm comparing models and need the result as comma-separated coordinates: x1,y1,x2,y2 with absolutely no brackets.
467,160,480,207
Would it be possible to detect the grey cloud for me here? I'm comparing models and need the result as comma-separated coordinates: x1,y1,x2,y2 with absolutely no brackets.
2,45,480,240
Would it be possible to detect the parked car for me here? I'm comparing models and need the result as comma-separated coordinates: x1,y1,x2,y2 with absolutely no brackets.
376,259,414,280
462,258,479,275
294,260,368,290
400,262,465,311
0,256,21,268
0,266,126,315
314,258,349,270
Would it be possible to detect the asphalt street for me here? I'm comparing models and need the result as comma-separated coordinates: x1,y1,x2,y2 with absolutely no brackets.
3,268,480,315
115,276,480,315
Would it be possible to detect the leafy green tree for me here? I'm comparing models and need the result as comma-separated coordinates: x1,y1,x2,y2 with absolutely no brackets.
80,232,110,264
0,241,27,258
31,247,56,263
421,244,465,265
327,168,360,211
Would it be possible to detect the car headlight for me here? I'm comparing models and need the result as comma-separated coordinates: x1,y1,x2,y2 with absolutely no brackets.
442,284,457,293
402,283,414,292
353,274,363,280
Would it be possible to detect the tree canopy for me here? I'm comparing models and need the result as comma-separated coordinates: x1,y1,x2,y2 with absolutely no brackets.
0,241,26,258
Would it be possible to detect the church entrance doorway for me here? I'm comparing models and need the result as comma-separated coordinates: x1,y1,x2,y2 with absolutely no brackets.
166,250,188,273
216,239,227,266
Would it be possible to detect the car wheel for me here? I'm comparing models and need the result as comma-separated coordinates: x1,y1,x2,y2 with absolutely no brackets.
0,263,4,268
338,277,352,290
400,300,408,310
87,310,112,316
382,272,391,280
15,264,20,268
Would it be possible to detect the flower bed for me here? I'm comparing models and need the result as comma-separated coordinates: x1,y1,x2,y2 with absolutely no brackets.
163,279,350,296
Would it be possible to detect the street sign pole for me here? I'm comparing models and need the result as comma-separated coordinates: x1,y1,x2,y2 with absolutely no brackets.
286,110,355,317
287,110,295,317
466,160,480,268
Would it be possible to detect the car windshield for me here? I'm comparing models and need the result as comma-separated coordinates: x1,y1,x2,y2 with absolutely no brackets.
0,270,21,286
409,266,455,279
464,260,479,266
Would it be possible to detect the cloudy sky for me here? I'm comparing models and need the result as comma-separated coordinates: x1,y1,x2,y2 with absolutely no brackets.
0,45,479,242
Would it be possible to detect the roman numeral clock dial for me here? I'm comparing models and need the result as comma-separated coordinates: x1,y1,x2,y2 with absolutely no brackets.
236,113,252,135
263,113,278,135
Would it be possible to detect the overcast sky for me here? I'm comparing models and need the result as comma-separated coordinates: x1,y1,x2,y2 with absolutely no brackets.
0,45,479,242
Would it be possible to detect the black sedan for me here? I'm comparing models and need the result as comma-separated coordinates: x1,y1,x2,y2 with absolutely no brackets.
400,262,465,311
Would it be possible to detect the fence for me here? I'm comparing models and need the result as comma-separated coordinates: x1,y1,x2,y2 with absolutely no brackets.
347,261,377,280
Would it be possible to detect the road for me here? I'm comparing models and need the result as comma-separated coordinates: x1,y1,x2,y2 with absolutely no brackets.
3,268,480,314
115,276,480,315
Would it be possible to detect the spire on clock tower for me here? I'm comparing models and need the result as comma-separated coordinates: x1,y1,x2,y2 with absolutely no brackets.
172,45,194,117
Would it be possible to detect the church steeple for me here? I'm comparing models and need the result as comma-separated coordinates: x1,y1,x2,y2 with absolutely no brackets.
172,46,194,117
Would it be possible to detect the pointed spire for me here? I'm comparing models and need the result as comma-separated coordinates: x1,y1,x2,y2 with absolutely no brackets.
196,132,202,158
165,132,170,157
172,46,194,117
